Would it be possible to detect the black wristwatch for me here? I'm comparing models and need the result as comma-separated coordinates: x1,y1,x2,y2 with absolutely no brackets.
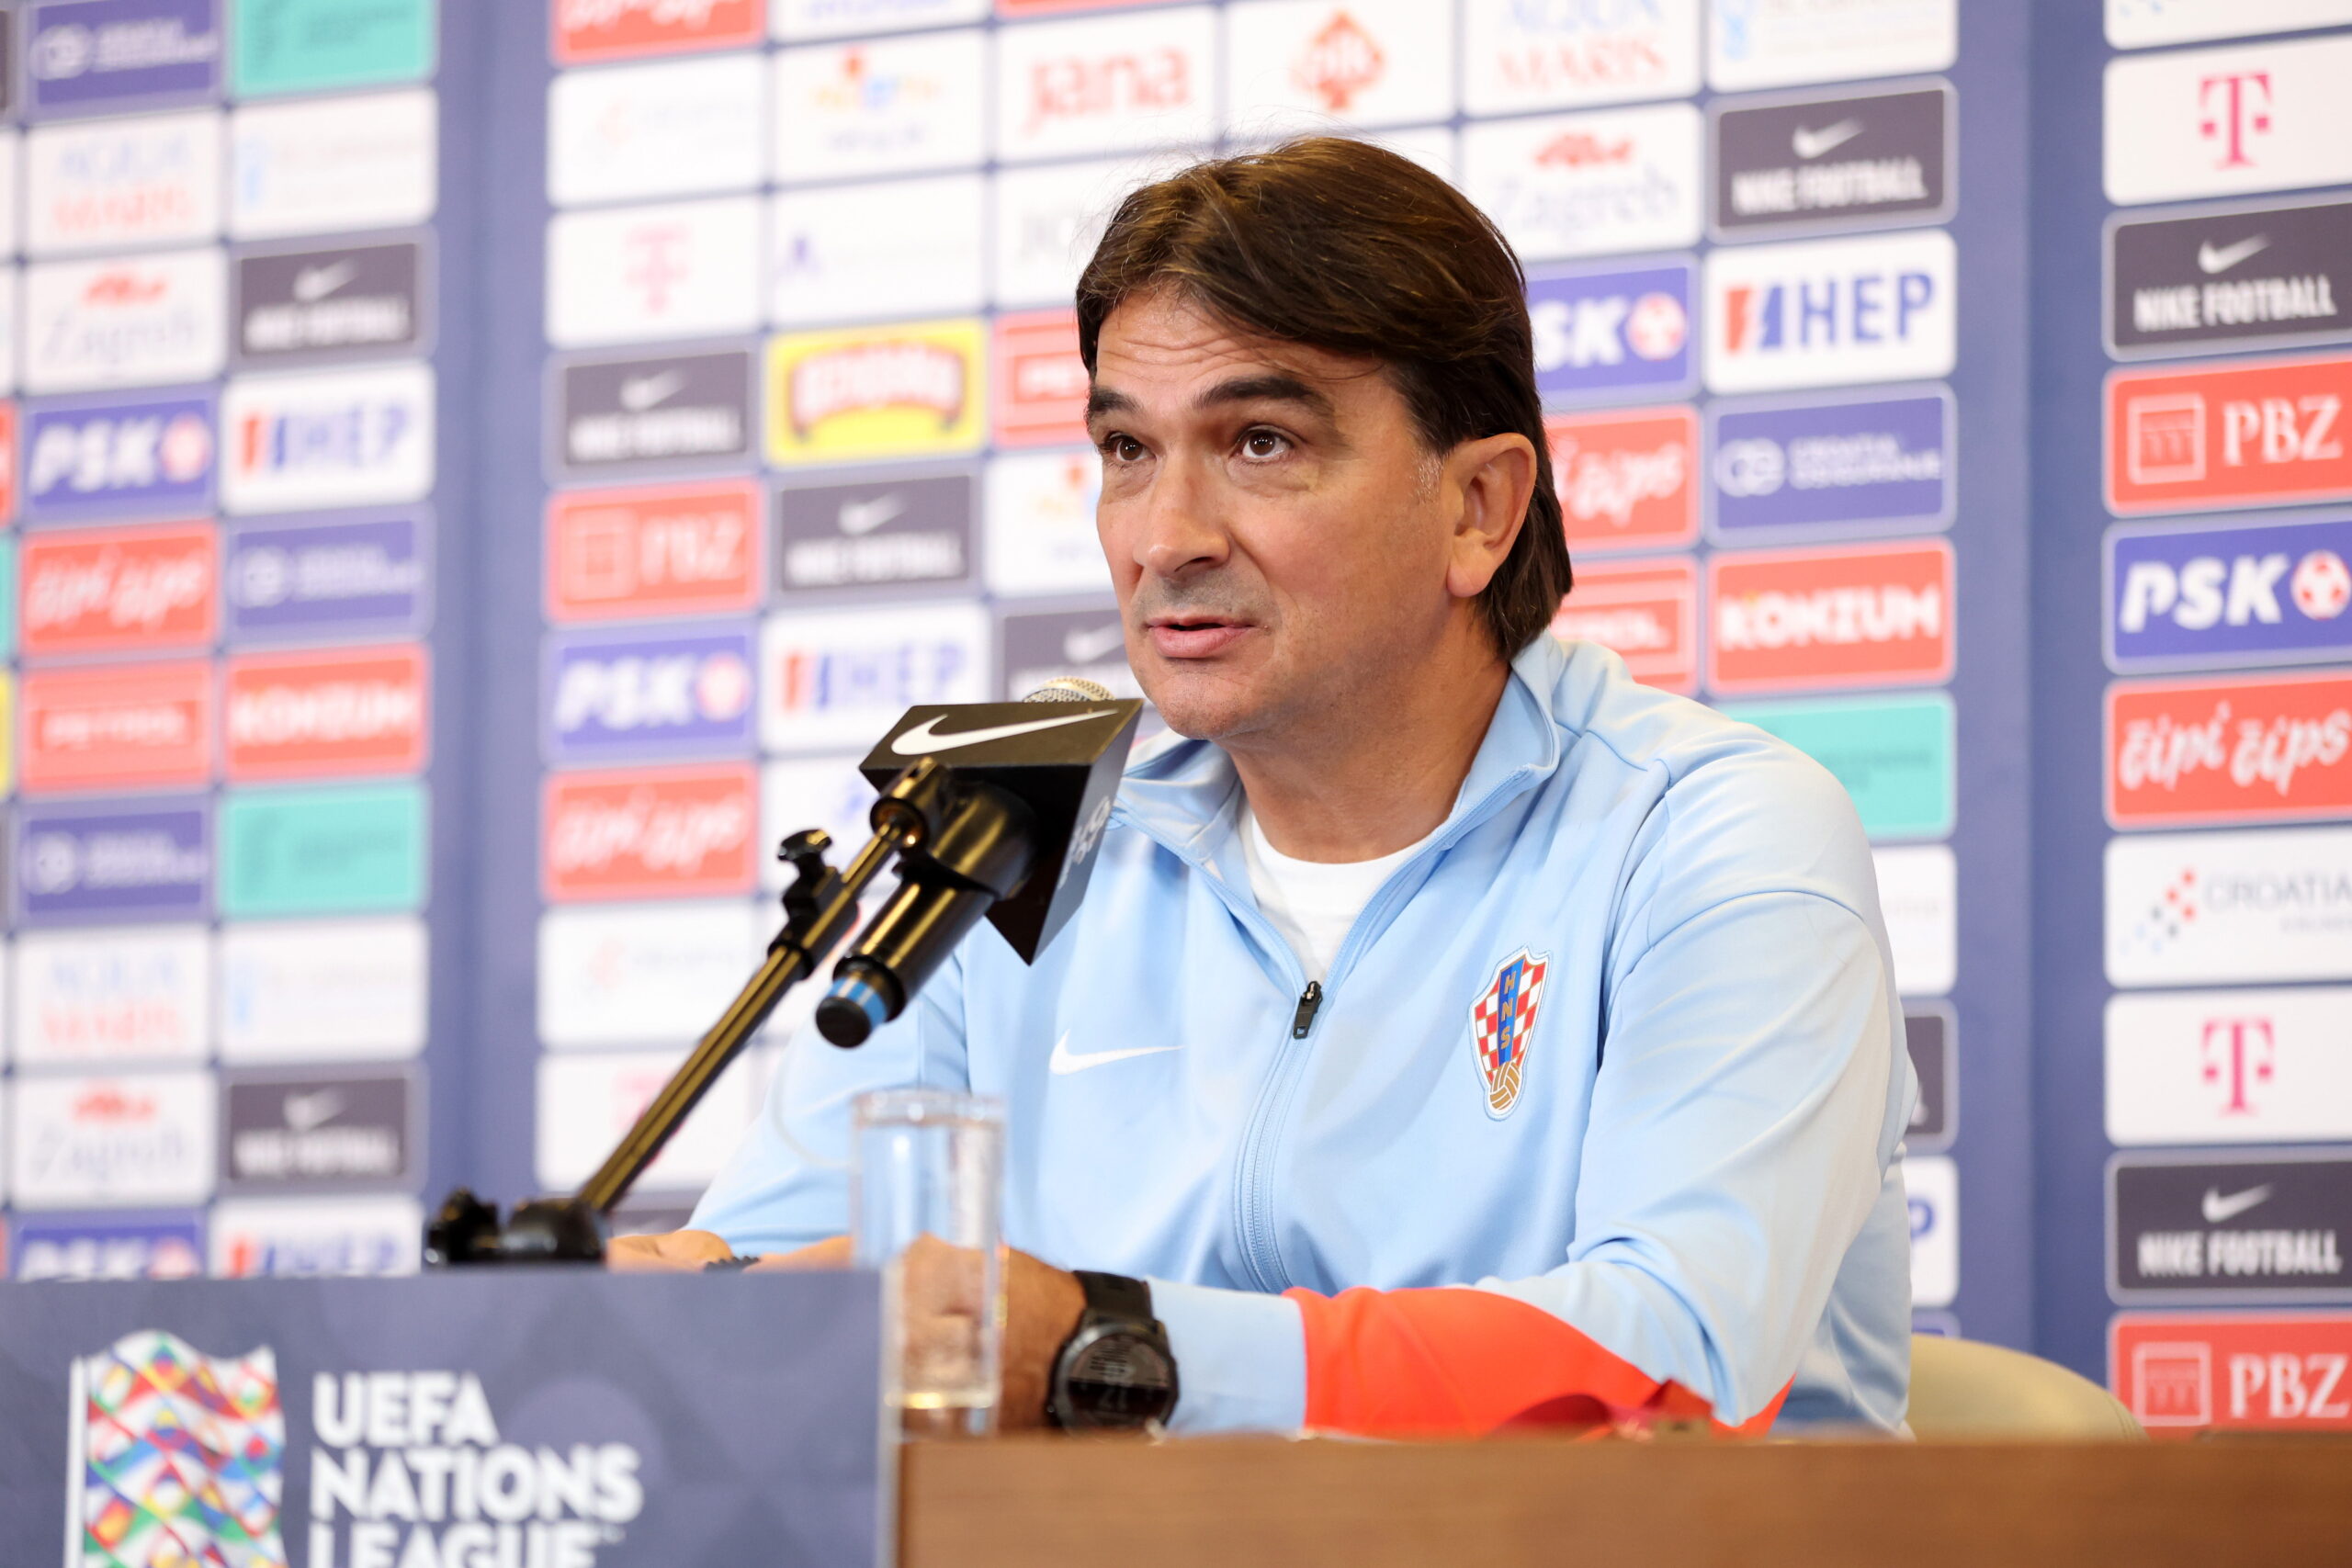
1046,1271,1180,1430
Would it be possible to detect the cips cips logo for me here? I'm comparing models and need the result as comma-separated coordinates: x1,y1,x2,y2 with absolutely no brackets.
308,1369,644,1565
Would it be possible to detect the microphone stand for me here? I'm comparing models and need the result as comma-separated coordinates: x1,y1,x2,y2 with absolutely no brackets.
426,757,953,1266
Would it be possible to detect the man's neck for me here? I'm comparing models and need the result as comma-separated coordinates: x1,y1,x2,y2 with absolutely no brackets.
1227,636,1512,863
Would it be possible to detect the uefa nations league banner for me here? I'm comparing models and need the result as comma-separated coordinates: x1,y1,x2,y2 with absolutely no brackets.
0,1273,887,1568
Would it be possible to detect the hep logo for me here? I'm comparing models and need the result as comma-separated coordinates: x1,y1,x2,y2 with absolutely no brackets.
2201,1017,2276,1114
2199,72,2273,170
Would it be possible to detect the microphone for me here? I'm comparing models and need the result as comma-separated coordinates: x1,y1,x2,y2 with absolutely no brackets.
813,680,1142,1046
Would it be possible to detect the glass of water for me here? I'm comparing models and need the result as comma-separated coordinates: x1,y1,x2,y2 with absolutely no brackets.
850,1089,1005,1439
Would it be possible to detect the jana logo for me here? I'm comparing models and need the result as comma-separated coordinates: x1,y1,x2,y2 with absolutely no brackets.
68,1330,286,1568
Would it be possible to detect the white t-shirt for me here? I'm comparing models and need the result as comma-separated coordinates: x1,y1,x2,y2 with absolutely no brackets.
1237,801,1440,984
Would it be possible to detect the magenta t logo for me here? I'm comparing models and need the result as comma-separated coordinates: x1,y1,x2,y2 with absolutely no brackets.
2199,73,2274,169
2200,1017,2277,1114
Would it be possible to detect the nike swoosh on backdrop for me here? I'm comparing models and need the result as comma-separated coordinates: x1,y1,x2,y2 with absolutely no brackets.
1048,1031,1182,1076
1060,624,1126,663
2201,1183,2274,1224
618,372,685,412
1792,119,1865,160
837,494,906,536
888,709,1114,756
2198,235,2272,275
291,262,357,303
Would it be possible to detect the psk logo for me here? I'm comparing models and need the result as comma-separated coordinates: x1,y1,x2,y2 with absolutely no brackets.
2296,549,2351,619
1469,947,1550,1119
68,1330,287,1568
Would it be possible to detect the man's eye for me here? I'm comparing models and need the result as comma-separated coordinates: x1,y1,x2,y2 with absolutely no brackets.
1102,435,1147,462
1240,430,1290,459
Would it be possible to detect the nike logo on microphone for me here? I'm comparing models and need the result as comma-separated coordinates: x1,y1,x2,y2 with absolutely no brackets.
2197,235,2271,275
2201,1184,2273,1224
888,709,1115,756
1792,119,1864,160
1048,1031,1181,1076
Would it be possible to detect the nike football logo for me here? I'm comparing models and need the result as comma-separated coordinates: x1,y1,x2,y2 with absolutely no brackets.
2201,1184,2274,1224
1060,623,1126,663
1792,119,1864,160
291,261,356,303
888,709,1115,756
2198,235,2271,275
617,371,684,412
1048,1031,1180,1076
282,1089,345,1132
837,493,905,536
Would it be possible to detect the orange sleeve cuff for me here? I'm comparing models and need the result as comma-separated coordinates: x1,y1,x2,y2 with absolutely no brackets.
1283,1284,1790,1439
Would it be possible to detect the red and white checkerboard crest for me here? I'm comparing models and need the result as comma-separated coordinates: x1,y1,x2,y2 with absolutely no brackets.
1470,947,1550,1119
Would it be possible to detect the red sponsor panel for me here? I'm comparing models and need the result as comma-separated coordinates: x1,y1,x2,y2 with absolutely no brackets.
546,480,763,624
224,645,430,783
0,402,17,523
996,0,1160,12
2111,1314,2352,1437
2106,353,2352,515
543,761,758,901
21,660,212,794
551,0,763,64
1545,406,1699,554
1705,540,1953,695
21,522,217,658
992,310,1090,449
2108,671,2352,829
1551,557,1699,694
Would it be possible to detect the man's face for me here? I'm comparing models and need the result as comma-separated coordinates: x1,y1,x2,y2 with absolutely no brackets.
1086,289,1474,744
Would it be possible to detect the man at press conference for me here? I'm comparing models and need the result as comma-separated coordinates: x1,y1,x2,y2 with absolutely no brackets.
616,137,1917,1439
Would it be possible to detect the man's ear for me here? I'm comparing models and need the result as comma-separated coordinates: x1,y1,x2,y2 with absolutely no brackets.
1443,433,1540,601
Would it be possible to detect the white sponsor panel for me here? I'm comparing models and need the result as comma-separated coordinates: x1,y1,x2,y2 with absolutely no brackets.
536,1045,760,1191
1223,0,1456,139
2104,36,2352,206
231,90,438,241
0,271,17,397
11,927,210,1066
1704,230,1957,394
548,53,765,208
769,175,985,327
27,110,222,255
546,196,763,348
773,28,987,184
761,600,990,752
219,362,435,513
9,1069,215,1208
762,756,880,893
209,1194,424,1277
991,155,1178,310
2107,987,2352,1145
2108,0,2352,48
985,447,1112,597
23,247,226,393
1463,102,1703,263
995,7,1218,165
0,129,19,256
537,899,763,1049
1905,1154,1958,1309
1464,0,1702,116
2108,827,2352,987
1707,0,1955,92
219,918,429,1063
1874,843,1956,998
774,0,988,39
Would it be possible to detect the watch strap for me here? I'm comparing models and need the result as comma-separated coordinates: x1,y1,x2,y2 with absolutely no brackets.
1072,1269,1154,1324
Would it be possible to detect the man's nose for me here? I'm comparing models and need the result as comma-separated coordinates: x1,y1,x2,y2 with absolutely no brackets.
1133,455,1229,580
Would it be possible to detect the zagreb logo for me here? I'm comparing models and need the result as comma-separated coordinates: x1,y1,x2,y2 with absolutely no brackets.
1470,948,1550,1119
67,1330,286,1568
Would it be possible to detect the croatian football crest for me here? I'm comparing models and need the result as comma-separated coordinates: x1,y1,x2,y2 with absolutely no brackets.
1470,947,1550,1119
66,1330,287,1568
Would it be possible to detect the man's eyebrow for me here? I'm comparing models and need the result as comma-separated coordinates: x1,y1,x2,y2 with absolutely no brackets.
1084,386,1136,423
1195,373,1333,420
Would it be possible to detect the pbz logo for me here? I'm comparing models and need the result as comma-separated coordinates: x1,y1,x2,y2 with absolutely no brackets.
1527,261,1694,404
27,397,216,520
547,628,755,762
2109,516,2352,672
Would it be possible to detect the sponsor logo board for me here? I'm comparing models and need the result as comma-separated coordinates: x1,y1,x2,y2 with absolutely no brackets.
2111,1151,2352,1304
1545,404,1698,553
1905,1153,1957,1309
220,362,435,514
21,521,216,655
537,898,763,1048
1876,842,1956,997
2105,35,2352,206
761,755,878,891
2107,514,2352,672
1707,0,1955,93
547,51,763,207
220,1068,414,1190
1708,388,1951,542
229,88,436,239
546,480,762,622
231,0,435,96
543,762,758,901
2108,198,2352,360
537,1045,756,1190
223,644,429,783
1705,539,1953,694
9,1211,203,1280
2105,352,2352,514
2111,1314,2352,1436
224,513,430,641
219,917,427,1064
554,346,753,477
769,174,986,327
772,28,987,183
8,1069,215,1208
1720,692,1954,840
21,660,211,795
1528,259,1696,405
2108,0,2352,48
23,247,226,394
2108,671,2352,828
777,468,974,593
209,1192,421,1276
553,0,763,64
983,447,1108,598
1712,82,1951,240
1549,556,1699,694
990,155,1177,310
1223,0,1457,137
2107,826,2352,986
218,781,426,918
1464,102,1702,263
994,7,1216,165
28,0,221,111
1705,229,1955,394
2108,987,2352,1146
773,0,986,39
16,799,209,924
765,318,985,467
1905,1003,1955,1151
992,310,1089,449
1463,0,1700,117
235,237,426,363
547,196,761,349
545,626,756,762
26,108,221,254
998,604,1144,706
10,925,209,1065
0,403,19,523
25,391,216,521
761,601,989,751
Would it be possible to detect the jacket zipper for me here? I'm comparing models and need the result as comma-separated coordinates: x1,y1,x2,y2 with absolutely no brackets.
1290,981,1323,1039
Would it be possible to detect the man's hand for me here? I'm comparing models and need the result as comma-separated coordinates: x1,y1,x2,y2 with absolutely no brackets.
606,1228,737,1270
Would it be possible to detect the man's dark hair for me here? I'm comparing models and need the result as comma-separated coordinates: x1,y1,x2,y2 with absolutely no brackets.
1075,137,1571,655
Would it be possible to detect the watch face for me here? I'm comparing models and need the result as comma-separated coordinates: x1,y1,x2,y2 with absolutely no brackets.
1059,1329,1175,1427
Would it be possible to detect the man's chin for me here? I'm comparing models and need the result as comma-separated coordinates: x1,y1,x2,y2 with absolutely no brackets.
1134,668,1277,745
